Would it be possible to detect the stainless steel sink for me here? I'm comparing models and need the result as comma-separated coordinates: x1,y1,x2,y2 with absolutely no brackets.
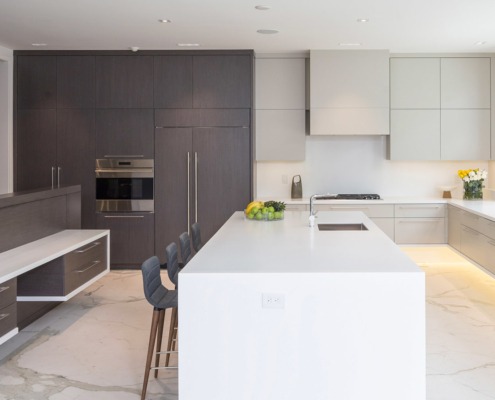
318,223,368,231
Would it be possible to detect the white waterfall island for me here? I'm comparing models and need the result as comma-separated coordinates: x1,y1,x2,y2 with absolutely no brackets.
179,211,425,400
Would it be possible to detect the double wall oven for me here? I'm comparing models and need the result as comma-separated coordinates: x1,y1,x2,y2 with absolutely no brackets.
96,159,154,212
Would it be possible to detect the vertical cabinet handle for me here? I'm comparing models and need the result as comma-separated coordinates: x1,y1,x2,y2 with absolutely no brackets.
187,152,191,235
57,167,61,188
195,152,198,223
51,166,55,189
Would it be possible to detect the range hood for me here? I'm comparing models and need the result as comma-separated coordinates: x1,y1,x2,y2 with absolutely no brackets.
309,50,390,136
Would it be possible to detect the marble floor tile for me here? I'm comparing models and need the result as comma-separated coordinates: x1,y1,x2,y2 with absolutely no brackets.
0,247,494,399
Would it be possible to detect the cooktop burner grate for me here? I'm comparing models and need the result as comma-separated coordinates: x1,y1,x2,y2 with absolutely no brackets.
335,194,381,200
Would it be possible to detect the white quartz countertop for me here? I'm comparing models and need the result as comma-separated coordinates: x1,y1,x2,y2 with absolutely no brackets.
0,229,109,284
182,211,421,275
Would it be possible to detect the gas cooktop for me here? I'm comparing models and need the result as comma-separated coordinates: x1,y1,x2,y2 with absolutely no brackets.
334,194,381,200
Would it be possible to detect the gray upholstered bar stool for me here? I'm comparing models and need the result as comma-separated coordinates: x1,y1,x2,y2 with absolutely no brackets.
179,231,193,266
164,243,181,367
141,256,178,400
191,222,203,252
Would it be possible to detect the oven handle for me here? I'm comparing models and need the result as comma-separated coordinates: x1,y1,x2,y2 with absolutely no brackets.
187,152,191,235
103,155,144,158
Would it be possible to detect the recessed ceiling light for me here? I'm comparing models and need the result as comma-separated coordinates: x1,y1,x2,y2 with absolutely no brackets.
177,43,200,47
257,29,279,34
255,5,271,10
475,41,486,45
339,42,362,46
357,18,369,22
159,19,172,23
31,43,47,47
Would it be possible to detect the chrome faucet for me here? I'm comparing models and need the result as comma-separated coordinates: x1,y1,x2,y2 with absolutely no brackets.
309,193,337,226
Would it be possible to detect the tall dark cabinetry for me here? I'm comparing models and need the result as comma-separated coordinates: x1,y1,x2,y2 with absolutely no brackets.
15,50,253,267
15,56,96,228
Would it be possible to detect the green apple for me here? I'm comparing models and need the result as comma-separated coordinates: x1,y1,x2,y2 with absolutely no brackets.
255,212,263,220
268,212,274,220
274,211,281,219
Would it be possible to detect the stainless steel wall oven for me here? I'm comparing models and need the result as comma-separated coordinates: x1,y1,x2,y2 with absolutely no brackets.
96,159,154,212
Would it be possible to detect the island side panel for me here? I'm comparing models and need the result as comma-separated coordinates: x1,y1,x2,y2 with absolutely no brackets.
179,271,425,400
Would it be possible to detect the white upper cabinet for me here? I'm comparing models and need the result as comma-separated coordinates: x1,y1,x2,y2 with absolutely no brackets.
255,58,305,110
441,58,491,109
390,58,440,109
309,50,390,135
390,110,440,160
441,109,491,160
390,56,491,161
255,57,306,161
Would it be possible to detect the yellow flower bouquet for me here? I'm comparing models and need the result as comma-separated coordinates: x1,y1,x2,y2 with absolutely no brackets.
458,168,487,200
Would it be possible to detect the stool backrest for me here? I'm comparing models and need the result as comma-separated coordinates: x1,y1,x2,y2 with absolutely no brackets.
165,242,180,287
179,232,192,266
141,256,165,308
191,222,202,252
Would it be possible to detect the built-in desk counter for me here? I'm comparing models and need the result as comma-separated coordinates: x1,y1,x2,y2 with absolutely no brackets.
0,230,109,345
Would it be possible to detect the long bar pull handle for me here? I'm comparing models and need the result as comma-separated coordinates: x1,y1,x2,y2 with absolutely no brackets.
103,215,144,218
75,242,101,253
195,152,198,223
187,152,191,235
51,166,55,189
75,260,101,273
103,155,144,158
0,313,9,322
57,167,61,188
0,286,10,294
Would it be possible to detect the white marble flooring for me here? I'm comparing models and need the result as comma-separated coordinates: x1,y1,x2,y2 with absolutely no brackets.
0,246,494,399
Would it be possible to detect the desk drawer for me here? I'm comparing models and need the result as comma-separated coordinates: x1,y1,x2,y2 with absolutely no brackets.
65,240,105,271
0,303,17,337
0,278,16,310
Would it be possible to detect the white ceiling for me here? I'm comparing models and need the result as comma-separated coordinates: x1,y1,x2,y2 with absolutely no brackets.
0,0,495,53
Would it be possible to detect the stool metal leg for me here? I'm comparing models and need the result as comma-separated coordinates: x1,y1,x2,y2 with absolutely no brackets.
165,307,177,367
142,308,160,400
154,309,166,378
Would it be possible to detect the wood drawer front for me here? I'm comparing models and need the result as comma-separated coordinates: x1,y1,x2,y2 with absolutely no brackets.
65,240,105,271
460,211,481,231
478,217,495,240
65,259,107,294
0,303,17,337
395,204,445,218
64,240,107,294
0,278,17,310
395,218,446,244
316,204,394,218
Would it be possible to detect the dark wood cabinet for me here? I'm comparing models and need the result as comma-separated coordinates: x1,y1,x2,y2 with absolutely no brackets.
193,55,252,109
15,50,253,268
154,56,193,108
56,109,96,228
17,56,57,109
155,124,251,263
96,213,154,267
16,109,57,191
95,109,154,158
95,56,154,108
57,56,95,108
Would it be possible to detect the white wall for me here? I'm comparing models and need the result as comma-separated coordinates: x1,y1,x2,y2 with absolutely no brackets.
256,135,491,199
0,45,13,195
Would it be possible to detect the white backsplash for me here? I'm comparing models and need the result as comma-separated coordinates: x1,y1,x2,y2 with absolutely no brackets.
256,135,493,199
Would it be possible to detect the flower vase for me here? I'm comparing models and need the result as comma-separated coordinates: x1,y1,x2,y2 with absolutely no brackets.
463,181,483,200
